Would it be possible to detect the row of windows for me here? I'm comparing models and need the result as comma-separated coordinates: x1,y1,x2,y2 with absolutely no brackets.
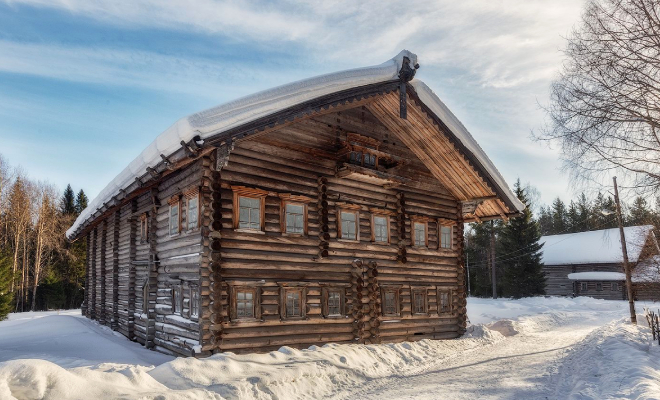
228,285,456,321
579,282,620,292
148,282,200,320
234,189,455,249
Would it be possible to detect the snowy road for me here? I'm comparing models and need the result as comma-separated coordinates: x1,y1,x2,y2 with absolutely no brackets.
0,298,658,400
346,314,600,400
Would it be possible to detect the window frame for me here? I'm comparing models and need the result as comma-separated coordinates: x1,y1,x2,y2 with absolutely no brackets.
282,202,308,236
437,288,453,315
321,287,346,318
440,225,453,250
371,214,391,244
412,220,429,248
611,282,619,291
596,282,603,291
185,190,200,232
381,286,401,317
337,206,360,242
189,284,200,320
411,287,428,315
232,186,268,233
230,286,260,322
172,283,183,316
279,285,308,320
580,282,588,291
169,197,181,237
139,213,149,244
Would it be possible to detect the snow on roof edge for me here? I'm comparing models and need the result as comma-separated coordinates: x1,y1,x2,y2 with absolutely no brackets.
67,50,521,239
567,272,626,281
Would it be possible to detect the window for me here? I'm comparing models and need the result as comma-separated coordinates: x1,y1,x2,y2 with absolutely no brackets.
596,282,603,291
438,289,452,314
236,290,255,318
440,226,452,249
142,282,149,314
611,282,619,291
190,285,199,319
238,196,261,230
340,211,358,240
373,215,389,243
140,213,148,243
413,221,427,247
169,202,180,236
381,287,400,316
285,203,305,234
580,282,588,291
322,288,344,317
412,289,427,314
279,287,306,319
285,290,302,318
187,195,199,231
172,284,182,315
363,153,377,168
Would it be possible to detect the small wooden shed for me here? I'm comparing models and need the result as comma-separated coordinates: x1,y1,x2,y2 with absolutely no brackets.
67,51,524,357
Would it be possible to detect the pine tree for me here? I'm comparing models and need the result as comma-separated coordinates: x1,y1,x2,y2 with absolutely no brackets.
537,206,553,235
0,250,13,320
629,196,652,226
500,180,545,298
60,184,76,215
75,190,88,216
551,198,568,234
576,193,591,232
567,201,580,233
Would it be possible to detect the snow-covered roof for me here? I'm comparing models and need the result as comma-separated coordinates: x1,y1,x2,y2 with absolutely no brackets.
66,50,524,239
632,255,660,283
567,272,626,281
540,225,654,266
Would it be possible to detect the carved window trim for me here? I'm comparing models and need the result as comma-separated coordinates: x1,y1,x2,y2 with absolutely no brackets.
412,219,429,248
141,282,149,314
232,186,268,233
321,286,346,318
229,285,262,322
337,205,361,242
437,287,454,315
381,285,402,317
440,225,453,250
280,196,311,236
411,287,428,315
371,213,391,244
278,284,308,320
169,196,181,237
185,189,200,232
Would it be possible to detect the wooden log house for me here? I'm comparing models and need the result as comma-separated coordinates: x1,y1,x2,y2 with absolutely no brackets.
67,51,524,357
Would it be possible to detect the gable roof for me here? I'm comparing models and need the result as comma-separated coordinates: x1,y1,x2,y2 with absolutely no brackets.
540,225,655,266
66,50,524,239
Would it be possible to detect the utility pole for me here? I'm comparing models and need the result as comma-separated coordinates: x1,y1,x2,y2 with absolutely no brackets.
613,177,636,325
490,220,497,299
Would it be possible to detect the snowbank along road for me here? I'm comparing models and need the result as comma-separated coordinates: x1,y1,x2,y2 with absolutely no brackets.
0,297,658,400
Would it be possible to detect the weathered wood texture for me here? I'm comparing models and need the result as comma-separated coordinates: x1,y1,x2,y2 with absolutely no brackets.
545,263,625,299
80,100,477,356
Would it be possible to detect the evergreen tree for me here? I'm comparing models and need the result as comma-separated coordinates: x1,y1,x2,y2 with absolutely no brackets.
551,198,568,234
465,220,503,298
499,180,545,298
60,184,76,215
0,250,12,320
567,201,580,233
75,190,88,216
537,206,553,235
575,193,591,232
629,196,652,226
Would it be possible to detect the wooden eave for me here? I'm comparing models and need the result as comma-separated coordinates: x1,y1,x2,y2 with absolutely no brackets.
70,80,519,239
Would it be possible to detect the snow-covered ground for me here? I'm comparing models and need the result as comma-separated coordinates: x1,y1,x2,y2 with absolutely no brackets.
1,298,658,400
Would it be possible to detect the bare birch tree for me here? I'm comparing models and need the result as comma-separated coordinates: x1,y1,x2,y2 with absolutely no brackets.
31,183,61,311
537,0,660,194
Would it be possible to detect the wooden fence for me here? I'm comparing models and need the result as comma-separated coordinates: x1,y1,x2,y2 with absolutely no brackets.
645,309,660,345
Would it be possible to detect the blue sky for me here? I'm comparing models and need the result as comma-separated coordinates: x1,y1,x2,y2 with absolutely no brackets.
0,0,586,206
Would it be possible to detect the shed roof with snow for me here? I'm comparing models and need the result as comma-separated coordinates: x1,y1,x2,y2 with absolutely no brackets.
540,225,655,266
67,50,525,239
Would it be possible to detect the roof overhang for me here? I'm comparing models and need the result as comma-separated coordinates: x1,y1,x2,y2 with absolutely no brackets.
67,51,523,240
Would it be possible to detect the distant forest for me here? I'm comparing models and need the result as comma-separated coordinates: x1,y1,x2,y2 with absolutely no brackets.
466,183,660,299
0,154,88,320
